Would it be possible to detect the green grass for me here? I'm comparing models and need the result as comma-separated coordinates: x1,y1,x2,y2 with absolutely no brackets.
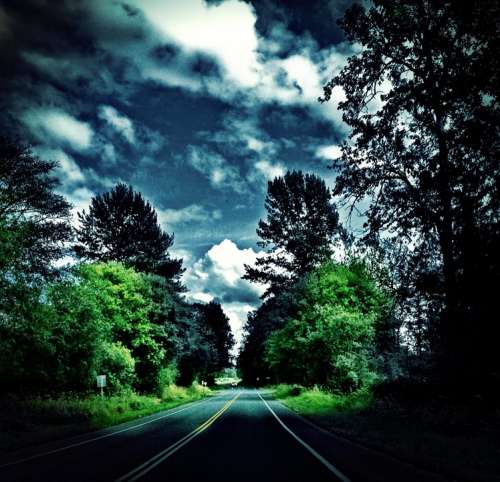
0,383,212,452
272,384,372,415
271,384,500,482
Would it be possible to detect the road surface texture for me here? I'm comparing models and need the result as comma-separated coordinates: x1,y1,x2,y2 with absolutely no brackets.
0,389,449,482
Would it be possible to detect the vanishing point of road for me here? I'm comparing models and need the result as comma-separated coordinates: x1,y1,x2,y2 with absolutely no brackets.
0,389,448,482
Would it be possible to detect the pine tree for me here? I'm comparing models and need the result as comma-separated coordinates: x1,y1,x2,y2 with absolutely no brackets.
74,184,183,282
244,170,345,297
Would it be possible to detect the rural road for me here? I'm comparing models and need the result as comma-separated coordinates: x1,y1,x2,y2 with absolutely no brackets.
0,389,447,482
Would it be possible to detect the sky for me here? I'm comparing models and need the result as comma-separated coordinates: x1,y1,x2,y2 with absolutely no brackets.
0,0,357,345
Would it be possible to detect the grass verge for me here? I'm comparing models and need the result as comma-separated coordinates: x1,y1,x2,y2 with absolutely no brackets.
272,384,500,482
0,383,212,453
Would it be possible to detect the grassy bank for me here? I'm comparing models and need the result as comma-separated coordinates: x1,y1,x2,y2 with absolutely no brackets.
272,384,500,482
0,383,212,453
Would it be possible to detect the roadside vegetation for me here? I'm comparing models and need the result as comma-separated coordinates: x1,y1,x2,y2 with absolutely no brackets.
0,141,233,451
272,384,500,482
238,2,499,480
0,383,212,452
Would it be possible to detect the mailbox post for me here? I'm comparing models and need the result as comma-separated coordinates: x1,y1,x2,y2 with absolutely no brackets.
96,375,106,396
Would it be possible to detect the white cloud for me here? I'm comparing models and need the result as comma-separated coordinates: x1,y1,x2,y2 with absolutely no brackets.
134,0,259,87
157,204,222,226
316,144,343,161
64,186,95,225
253,159,285,180
187,146,246,193
34,147,85,185
183,239,266,343
21,108,93,150
98,105,135,143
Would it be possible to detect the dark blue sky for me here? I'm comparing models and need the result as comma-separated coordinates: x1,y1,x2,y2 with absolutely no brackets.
0,0,356,341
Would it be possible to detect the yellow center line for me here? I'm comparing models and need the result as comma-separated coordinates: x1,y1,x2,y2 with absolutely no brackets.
115,392,241,482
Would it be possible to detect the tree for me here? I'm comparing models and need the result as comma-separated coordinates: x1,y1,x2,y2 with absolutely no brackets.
178,301,234,385
237,285,303,385
75,262,168,392
244,170,345,298
265,261,391,392
0,136,72,281
0,137,72,393
196,301,235,374
321,1,500,389
74,184,183,283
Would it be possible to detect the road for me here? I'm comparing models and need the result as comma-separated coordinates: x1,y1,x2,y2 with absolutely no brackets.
0,389,448,482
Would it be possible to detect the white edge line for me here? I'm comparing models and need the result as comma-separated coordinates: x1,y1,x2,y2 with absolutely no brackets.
257,391,351,482
0,393,225,469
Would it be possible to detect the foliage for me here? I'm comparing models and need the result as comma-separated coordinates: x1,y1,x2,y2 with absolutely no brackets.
177,301,234,386
73,262,168,393
272,384,373,415
321,0,500,388
96,342,136,393
244,170,345,298
156,362,179,397
74,183,183,283
265,261,390,392
238,283,304,385
0,136,72,281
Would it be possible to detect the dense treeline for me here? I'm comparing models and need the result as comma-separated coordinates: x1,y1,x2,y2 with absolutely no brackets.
239,0,499,401
0,139,233,395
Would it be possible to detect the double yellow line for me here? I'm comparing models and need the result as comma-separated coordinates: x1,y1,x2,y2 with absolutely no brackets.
116,392,241,482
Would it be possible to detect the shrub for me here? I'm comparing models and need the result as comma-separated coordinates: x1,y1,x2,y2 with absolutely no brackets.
96,342,136,393
156,363,179,397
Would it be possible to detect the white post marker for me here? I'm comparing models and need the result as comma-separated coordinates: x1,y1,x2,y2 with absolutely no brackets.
96,375,106,396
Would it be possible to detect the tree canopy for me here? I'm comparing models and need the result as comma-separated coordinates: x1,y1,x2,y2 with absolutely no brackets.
244,170,345,298
0,136,72,281
321,0,500,388
74,183,183,283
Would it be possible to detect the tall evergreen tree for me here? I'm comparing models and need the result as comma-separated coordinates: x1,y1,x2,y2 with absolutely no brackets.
244,170,345,298
74,184,183,283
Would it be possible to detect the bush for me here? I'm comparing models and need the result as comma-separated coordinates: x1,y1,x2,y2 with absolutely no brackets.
156,363,179,397
160,384,188,402
96,342,136,393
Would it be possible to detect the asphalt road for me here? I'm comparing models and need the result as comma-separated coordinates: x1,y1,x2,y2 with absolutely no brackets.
0,389,448,482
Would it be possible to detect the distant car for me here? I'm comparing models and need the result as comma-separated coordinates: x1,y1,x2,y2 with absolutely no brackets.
231,381,238,387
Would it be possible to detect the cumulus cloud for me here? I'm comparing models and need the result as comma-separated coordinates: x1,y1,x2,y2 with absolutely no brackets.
133,0,259,87
98,105,135,143
21,108,94,150
183,239,266,341
157,204,222,226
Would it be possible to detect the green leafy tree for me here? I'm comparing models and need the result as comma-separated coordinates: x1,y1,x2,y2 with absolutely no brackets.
265,261,391,392
244,170,345,298
238,285,303,385
321,1,500,388
75,262,168,392
96,342,136,393
74,184,183,283
0,137,72,393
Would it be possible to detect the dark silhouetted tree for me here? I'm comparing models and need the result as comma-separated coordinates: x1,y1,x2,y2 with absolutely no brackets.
177,301,234,385
321,1,499,390
74,184,183,283
244,170,345,298
0,136,72,281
